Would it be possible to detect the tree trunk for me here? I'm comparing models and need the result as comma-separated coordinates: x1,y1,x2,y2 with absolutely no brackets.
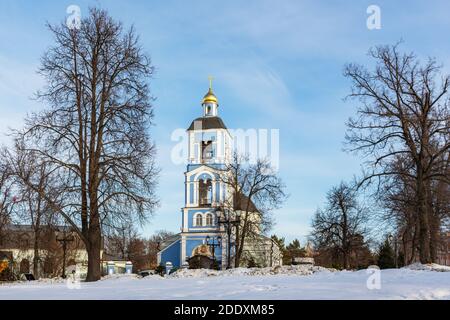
235,225,245,267
343,251,349,270
426,179,439,263
86,228,102,281
342,205,349,269
86,243,101,282
235,210,249,267
429,213,440,263
33,228,40,279
416,173,431,263
234,222,240,268
86,207,102,281
409,221,419,264
402,237,408,265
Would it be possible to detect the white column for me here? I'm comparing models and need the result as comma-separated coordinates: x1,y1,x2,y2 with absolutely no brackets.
183,209,188,232
194,182,198,206
212,180,216,206
186,182,190,206
217,131,222,162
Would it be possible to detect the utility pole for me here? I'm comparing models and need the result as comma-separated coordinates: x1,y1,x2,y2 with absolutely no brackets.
56,230,74,278
205,235,221,268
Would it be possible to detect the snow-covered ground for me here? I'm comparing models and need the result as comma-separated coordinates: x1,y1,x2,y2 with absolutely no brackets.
0,264,449,300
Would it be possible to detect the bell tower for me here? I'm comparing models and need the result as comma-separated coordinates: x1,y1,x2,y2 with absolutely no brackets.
179,78,233,268
157,78,282,269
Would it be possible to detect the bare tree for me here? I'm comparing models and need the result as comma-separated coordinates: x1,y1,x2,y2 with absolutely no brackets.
13,8,158,281
148,230,174,268
0,151,15,243
104,223,151,271
428,174,450,261
105,228,175,271
379,154,450,264
10,145,58,278
310,182,370,269
344,44,450,263
378,156,419,264
127,237,149,272
219,153,287,267
104,222,140,260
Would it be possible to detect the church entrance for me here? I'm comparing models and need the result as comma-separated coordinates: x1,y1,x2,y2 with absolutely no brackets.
187,255,215,269
188,244,220,269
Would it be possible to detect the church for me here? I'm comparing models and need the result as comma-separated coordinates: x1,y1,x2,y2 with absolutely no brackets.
157,81,282,269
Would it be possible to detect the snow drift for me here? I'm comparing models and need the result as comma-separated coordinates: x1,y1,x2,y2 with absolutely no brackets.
168,264,335,278
0,263,449,299
403,263,450,272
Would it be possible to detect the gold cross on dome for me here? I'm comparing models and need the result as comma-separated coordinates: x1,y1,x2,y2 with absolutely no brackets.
208,75,214,90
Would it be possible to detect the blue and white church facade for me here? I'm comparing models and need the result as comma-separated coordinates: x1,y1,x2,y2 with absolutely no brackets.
157,83,233,269
157,83,282,269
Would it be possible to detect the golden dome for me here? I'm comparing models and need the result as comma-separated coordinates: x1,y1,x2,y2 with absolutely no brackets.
202,88,218,105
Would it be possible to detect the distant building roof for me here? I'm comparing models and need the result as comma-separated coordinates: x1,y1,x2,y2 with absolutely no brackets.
0,224,85,250
158,233,181,251
101,252,130,262
3,225,73,232
187,116,227,131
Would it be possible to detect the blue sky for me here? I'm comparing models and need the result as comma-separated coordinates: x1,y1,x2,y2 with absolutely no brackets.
1,0,450,243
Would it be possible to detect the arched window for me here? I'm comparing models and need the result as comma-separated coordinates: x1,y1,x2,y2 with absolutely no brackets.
205,213,213,226
195,213,203,227
199,178,212,206
20,259,30,273
201,141,213,161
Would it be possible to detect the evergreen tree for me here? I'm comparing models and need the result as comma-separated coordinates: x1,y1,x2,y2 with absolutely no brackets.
377,238,395,269
285,239,307,264
286,239,301,251
271,235,285,251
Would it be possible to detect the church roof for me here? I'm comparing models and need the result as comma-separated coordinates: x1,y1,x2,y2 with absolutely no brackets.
187,116,227,131
234,193,259,213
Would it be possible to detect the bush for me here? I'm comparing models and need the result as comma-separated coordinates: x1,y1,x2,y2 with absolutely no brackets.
247,257,260,268
331,263,342,270
154,265,165,276
212,260,220,270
